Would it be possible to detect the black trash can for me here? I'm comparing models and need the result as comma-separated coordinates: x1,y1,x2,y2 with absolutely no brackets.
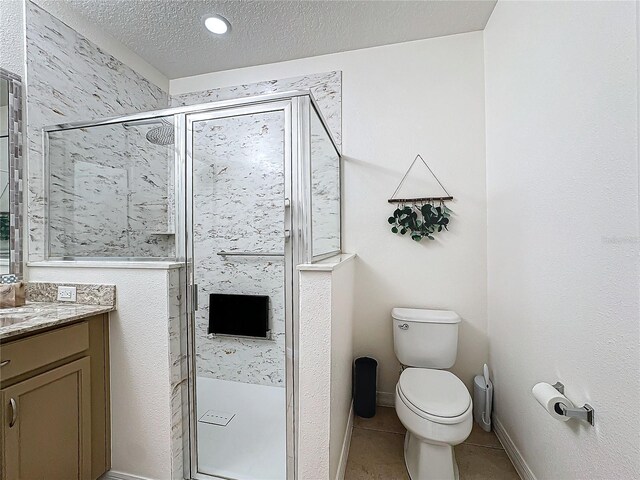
353,357,377,418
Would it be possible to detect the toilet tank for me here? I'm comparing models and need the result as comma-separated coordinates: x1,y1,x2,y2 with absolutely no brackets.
392,308,461,369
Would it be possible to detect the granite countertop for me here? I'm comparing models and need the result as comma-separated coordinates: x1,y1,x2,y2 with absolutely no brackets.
0,302,115,341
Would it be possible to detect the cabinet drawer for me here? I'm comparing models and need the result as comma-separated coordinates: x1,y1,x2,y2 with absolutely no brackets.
0,322,89,381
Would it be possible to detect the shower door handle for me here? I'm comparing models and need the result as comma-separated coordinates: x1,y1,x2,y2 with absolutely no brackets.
284,198,291,243
193,284,198,311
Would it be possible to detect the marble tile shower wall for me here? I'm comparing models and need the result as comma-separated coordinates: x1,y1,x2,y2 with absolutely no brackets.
171,72,342,386
47,125,173,258
25,1,170,261
167,266,187,480
177,72,341,387
311,112,341,257
171,70,342,149
26,2,343,389
193,112,286,386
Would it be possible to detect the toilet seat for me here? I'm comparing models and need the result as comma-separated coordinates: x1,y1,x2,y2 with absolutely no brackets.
397,368,471,425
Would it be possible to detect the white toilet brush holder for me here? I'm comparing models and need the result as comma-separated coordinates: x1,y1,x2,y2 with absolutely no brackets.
473,364,493,432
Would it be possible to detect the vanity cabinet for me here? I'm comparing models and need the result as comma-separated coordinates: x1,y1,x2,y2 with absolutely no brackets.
0,314,110,480
1,358,92,479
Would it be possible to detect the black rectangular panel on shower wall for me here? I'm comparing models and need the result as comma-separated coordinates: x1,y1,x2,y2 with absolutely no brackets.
208,293,269,338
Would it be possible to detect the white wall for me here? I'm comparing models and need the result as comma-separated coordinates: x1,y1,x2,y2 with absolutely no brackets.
0,0,25,77
330,258,355,480
28,265,178,480
172,32,488,397
485,2,640,479
298,269,332,479
298,255,355,480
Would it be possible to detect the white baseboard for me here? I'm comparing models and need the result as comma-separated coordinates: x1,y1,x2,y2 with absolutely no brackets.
335,402,354,480
493,417,536,480
377,391,395,407
100,471,155,480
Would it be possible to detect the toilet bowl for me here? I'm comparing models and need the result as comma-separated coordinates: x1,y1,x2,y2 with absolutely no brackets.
395,368,472,480
391,308,472,480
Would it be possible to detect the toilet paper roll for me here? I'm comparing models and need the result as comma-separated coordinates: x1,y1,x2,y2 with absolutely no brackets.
532,382,574,422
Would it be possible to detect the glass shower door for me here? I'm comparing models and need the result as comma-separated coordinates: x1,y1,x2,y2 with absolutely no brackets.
185,102,293,480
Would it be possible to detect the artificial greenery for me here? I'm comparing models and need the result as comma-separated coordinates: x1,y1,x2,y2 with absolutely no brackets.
388,203,451,241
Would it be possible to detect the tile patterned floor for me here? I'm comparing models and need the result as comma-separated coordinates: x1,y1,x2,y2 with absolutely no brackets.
345,407,520,480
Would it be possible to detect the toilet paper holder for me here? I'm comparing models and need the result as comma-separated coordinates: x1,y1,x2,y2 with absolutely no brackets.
552,382,595,426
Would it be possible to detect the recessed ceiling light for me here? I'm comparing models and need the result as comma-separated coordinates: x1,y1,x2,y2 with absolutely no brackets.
204,15,230,35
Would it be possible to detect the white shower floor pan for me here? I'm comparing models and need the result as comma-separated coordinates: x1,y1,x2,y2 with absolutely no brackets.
196,376,286,480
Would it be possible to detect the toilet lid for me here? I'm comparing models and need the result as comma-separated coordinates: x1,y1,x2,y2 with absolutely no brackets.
398,369,471,418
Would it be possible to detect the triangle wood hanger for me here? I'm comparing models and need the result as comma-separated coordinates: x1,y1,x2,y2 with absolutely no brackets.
388,154,453,204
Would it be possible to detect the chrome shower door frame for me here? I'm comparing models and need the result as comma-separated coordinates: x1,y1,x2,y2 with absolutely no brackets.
184,99,298,480
40,89,341,480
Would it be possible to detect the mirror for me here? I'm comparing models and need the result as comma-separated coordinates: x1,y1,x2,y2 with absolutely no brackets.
0,68,23,277
0,77,9,271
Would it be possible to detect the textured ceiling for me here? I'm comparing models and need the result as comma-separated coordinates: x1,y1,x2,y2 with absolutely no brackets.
47,0,497,79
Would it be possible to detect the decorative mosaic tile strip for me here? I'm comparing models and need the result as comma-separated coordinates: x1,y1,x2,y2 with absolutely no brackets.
0,67,24,278
27,282,116,306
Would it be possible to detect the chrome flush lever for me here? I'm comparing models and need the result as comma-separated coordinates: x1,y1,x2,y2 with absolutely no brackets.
398,323,409,330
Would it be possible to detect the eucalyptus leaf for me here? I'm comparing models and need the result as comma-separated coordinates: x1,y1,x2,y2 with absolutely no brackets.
388,202,452,242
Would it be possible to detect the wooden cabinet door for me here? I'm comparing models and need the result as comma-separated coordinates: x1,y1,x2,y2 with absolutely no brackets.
1,357,92,480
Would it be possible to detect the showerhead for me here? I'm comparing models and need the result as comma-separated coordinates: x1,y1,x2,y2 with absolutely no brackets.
146,118,174,145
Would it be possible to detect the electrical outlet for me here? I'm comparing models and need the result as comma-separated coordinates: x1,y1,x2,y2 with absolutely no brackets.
57,286,77,302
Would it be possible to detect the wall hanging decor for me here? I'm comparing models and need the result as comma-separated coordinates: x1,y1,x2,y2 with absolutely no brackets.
388,154,453,241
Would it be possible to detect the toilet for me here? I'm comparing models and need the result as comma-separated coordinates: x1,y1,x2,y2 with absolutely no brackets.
392,308,472,480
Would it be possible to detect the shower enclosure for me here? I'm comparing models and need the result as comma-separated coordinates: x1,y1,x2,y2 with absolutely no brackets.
43,91,341,480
